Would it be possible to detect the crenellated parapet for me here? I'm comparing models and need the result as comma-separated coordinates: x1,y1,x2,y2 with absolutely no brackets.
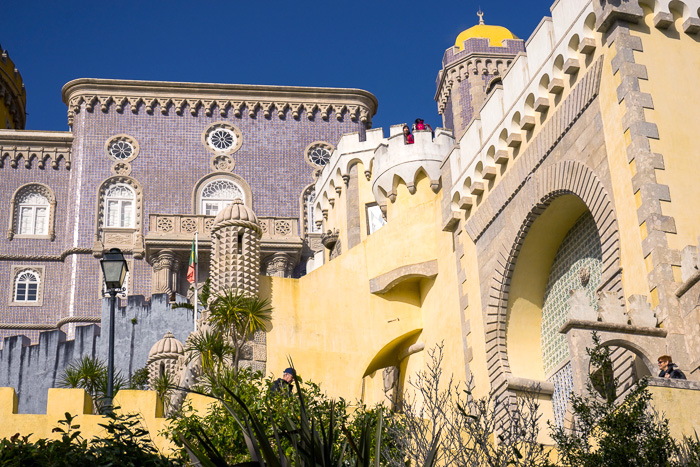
61,78,378,127
312,127,386,214
0,130,73,169
372,127,454,206
312,126,454,217
0,44,27,129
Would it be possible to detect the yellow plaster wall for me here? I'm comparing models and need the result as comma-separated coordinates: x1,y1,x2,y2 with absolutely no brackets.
0,387,216,455
597,36,650,298
506,196,587,380
649,384,700,439
631,11,700,251
266,176,463,404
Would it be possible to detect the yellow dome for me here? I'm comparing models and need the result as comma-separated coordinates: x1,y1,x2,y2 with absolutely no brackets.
454,24,518,50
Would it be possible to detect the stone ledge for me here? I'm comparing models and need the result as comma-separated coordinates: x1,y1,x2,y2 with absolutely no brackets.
506,376,555,396
647,378,700,390
369,260,438,294
559,319,667,337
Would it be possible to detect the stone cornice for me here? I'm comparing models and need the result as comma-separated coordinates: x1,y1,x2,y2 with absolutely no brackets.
61,78,378,127
0,130,73,169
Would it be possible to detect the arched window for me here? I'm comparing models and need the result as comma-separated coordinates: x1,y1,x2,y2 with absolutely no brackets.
8,184,56,240
18,192,49,235
14,270,40,302
104,184,135,228
200,179,244,216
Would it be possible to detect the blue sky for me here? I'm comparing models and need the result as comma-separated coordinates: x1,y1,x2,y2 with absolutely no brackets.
3,1,550,133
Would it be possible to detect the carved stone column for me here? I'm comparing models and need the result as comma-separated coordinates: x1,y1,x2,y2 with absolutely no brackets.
263,252,295,278
149,249,181,296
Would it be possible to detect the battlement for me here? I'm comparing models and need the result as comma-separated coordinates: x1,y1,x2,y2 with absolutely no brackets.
314,126,454,214
0,387,215,454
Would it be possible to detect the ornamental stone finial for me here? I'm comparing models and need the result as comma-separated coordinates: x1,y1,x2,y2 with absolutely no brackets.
477,9,485,25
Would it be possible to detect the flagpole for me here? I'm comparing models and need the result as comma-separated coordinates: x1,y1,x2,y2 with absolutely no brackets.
194,231,198,333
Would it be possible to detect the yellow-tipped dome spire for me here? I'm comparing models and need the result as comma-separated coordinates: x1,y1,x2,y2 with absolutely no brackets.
454,11,518,50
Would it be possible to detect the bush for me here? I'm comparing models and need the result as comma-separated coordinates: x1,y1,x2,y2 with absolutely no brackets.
0,411,179,466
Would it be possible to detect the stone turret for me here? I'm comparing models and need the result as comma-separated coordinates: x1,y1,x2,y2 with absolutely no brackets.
209,199,262,296
146,331,184,387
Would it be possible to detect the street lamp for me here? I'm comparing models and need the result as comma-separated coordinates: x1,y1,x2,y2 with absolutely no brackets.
100,248,128,413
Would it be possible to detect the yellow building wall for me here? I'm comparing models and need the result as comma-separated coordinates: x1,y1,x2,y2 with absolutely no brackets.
266,174,464,404
0,387,215,455
631,10,700,252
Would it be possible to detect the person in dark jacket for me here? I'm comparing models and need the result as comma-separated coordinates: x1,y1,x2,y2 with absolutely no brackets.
658,355,687,379
271,367,296,394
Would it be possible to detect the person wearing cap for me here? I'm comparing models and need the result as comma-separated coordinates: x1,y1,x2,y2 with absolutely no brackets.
271,367,296,394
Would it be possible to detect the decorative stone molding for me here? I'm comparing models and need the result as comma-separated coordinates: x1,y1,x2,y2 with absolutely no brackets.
149,249,182,296
447,3,602,204
0,247,92,262
460,58,604,239
0,130,72,169
262,252,295,278
93,176,144,259
61,78,378,127
104,134,139,163
304,141,335,169
201,122,243,157
321,229,339,251
110,161,132,176
606,21,682,333
369,260,439,295
482,159,622,422
7,183,57,241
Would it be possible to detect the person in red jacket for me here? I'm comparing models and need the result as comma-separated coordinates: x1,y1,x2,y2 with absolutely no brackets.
413,118,433,133
403,125,414,144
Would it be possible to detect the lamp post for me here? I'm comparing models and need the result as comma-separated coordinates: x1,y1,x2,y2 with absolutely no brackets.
99,248,128,414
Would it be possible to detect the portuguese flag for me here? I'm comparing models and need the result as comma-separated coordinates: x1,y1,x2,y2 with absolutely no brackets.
187,238,197,283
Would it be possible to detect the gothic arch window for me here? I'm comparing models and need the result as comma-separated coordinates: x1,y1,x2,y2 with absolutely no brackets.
9,266,45,306
192,173,253,215
200,179,245,216
7,183,57,241
105,184,136,228
95,176,144,257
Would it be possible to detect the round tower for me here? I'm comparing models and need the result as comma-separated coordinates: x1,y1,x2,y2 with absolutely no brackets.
209,199,262,296
146,331,185,387
435,12,525,138
0,43,27,129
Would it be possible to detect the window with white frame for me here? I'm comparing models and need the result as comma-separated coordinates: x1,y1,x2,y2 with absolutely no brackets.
366,203,387,235
104,184,136,228
17,192,49,235
200,179,245,216
14,270,40,303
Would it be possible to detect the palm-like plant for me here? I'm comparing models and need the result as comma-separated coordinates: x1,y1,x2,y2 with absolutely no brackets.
208,290,273,374
58,356,126,413
184,330,236,376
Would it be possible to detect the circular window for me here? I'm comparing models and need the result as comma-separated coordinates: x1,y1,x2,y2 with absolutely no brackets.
305,142,334,168
109,140,134,160
202,123,243,155
105,135,139,162
207,128,236,151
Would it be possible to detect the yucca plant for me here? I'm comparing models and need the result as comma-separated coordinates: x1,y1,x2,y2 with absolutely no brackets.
184,330,236,376
207,290,273,374
58,356,126,414
177,366,440,467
